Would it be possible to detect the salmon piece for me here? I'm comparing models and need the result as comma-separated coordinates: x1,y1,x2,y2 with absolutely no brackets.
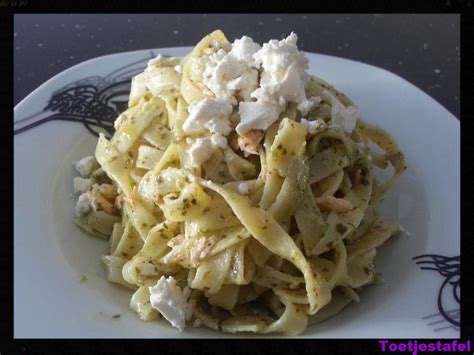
316,195,353,213
114,195,123,210
154,196,164,205
237,129,264,156
97,184,117,199
123,195,134,207
88,183,118,214
190,236,217,263
229,134,240,151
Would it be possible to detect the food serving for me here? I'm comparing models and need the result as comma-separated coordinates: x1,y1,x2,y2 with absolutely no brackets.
71,30,406,335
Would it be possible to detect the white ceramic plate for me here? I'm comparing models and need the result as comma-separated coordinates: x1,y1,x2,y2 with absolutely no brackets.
14,47,460,338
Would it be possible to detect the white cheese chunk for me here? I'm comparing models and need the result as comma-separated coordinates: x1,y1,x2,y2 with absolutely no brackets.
183,98,233,135
194,32,322,138
73,177,92,195
210,133,228,149
205,119,232,135
331,105,358,133
229,36,261,68
250,32,318,115
149,276,193,332
252,62,306,105
253,32,305,76
226,69,259,102
238,182,249,195
322,90,359,134
187,133,228,165
75,192,91,217
74,156,97,177
202,49,237,102
201,36,260,103
188,137,215,165
297,96,321,115
236,101,282,135
139,262,159,276
300,118,325,135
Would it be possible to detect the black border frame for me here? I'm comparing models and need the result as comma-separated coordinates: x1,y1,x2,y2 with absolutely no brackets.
3,1,472,354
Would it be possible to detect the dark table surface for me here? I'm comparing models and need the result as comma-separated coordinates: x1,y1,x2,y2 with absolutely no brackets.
14,14,460,119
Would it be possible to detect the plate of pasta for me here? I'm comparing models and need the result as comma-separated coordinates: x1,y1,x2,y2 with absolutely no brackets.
14,30,460,338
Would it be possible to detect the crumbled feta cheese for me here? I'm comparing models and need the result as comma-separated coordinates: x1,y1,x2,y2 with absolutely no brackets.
300,118,325,135
202,38,260,104
252,62,306,105
250,32,319,115
238,182,249,195
332,105,358,133
188,134,228,165
229,36,261,68
231,33,319,135
322,90,359,134
236,101,282,135
192,33,321,138
149,276,193,331
297,96,321,115
75,192,91,217
202,50,239,102
211,133,228,149
205,119,233,135
183,98,233,135
188,137,215,165
139,262,159,276
174,64,183,73
254,32,305,75
226,69,259,102
74,156,97,177
199,36,260,104
73,177,92,195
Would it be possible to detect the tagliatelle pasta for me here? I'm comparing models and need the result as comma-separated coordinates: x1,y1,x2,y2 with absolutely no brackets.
72,30,406,335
